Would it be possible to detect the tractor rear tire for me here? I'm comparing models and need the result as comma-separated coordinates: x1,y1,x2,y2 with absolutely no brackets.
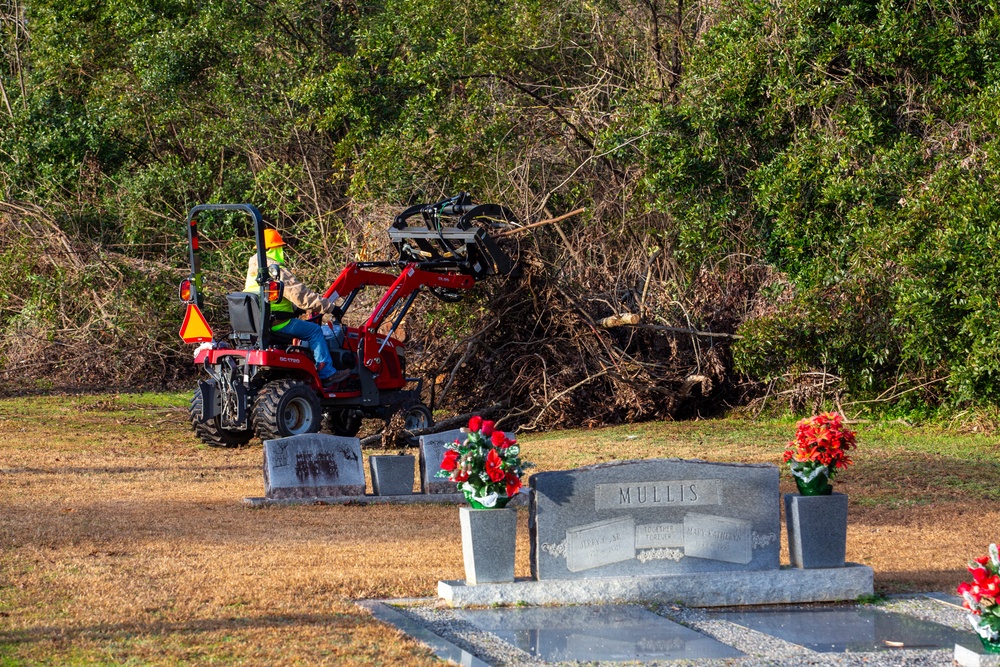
189,386,254,448
252,378,322,441
323,409,363,437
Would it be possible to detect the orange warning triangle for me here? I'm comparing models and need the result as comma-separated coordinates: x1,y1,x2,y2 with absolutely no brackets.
179,304,214,343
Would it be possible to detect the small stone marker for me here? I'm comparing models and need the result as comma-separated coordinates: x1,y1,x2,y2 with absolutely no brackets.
370,454,415,496
263,433,364,499
530,459,780,580
419,429,464,494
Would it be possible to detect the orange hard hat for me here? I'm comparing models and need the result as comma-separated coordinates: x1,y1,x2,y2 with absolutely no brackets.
263,228,286,249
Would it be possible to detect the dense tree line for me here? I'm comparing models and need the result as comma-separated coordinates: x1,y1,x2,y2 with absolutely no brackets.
2,0,999,422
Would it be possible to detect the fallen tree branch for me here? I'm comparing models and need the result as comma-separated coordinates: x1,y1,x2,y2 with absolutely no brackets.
596,312,642,328
360,404,505,448
497,208,586,237
628,324,742,339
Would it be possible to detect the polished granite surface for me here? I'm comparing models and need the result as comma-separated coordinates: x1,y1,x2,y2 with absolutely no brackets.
715,606,978,653
457,604,744,662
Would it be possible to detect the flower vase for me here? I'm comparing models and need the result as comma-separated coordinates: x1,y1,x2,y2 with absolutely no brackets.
792,464,833,496
459,506,516,584
784,492,848,568
970,616,1000,653
465,492,510,509
980,637,1000,654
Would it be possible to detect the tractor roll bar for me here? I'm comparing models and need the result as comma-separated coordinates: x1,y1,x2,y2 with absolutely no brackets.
185,203,272,349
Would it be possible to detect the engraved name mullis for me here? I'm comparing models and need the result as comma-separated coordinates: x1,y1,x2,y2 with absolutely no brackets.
594,479,722,509
618,484,698,504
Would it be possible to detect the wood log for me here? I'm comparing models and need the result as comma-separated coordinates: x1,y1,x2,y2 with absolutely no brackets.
596,312,642,328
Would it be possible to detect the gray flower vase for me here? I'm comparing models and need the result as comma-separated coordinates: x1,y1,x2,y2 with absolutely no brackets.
784,492,848,568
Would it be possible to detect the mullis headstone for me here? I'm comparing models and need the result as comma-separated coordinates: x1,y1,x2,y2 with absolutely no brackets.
530,459,779,580
263,433,365,499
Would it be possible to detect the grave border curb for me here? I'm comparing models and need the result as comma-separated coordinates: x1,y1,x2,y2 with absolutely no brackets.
439,562,874,607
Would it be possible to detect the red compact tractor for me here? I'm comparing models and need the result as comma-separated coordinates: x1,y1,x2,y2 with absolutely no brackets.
179,195,516,446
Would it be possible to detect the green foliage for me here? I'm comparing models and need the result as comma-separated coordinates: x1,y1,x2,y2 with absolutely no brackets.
3,0,1000,411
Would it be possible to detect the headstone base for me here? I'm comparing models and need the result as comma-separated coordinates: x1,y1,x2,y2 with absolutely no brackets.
242,493,529,508
438,562,873,607
956,643,1000,667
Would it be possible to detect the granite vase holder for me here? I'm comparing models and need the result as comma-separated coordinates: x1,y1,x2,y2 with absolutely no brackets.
369,455,415,496
784,492,848,568
460,506,516,585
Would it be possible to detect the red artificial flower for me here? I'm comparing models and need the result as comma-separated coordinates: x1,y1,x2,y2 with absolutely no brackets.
440,449,460,472
481,420,496,436
977,556,991,566
453,469,469,483
505,472,521,497
468,415,483,432
492,430,510,448
485,449,505,482
784,412,856,470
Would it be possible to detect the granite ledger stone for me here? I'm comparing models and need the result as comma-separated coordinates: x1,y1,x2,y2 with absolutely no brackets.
530,459,780,580
263,433,365,499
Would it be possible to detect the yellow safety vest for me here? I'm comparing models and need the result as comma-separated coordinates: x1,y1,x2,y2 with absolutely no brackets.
245,249,295,330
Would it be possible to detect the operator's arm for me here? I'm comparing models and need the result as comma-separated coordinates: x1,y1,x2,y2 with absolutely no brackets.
276,265,339,316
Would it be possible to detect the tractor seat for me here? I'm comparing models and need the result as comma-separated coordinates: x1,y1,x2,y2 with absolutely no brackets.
226,291,308,352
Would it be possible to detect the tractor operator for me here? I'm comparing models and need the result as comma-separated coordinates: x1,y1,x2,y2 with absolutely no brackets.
246,229,349,388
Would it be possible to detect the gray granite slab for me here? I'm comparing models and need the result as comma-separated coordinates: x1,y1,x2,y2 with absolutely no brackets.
460,507,517,585
242,492,530,507
419,429,464,494
420,429,516,494
439,563,874,607
370,454,415,495
455,604,743,662
263,434,364,499
785,492,848,568
956,643,1000,667
716,606,980,653
356,600,494,667
529,458,780,580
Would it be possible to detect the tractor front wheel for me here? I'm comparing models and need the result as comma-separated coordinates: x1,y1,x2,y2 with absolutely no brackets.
189,386,254,448
252,378,322,441
403,403,433,432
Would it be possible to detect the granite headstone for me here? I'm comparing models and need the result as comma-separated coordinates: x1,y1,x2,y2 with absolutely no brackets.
418,429,464,494
419,428,517,494
263,433,365,499
530,459,780,580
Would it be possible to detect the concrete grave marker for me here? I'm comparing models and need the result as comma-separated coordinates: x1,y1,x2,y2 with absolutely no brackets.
263,433,365,499
530,458,780,580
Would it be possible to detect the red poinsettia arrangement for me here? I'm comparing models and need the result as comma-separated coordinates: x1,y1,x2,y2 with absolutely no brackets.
959,544,1000,641
782,412,857,495
437,416,532,508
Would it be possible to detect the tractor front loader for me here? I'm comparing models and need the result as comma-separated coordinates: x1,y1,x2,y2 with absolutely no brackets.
178,195,517,446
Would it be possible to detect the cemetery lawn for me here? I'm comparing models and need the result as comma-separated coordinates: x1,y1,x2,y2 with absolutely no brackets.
1,393,996,665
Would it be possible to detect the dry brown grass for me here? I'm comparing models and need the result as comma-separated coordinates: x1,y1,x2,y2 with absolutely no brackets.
2,393,999,664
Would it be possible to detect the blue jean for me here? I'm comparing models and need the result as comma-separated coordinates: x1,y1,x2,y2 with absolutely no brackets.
277,317,334,380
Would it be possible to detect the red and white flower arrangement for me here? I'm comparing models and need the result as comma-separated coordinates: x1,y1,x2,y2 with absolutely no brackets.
436,416,532,508
958,544,1000,641
782,411,857,494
